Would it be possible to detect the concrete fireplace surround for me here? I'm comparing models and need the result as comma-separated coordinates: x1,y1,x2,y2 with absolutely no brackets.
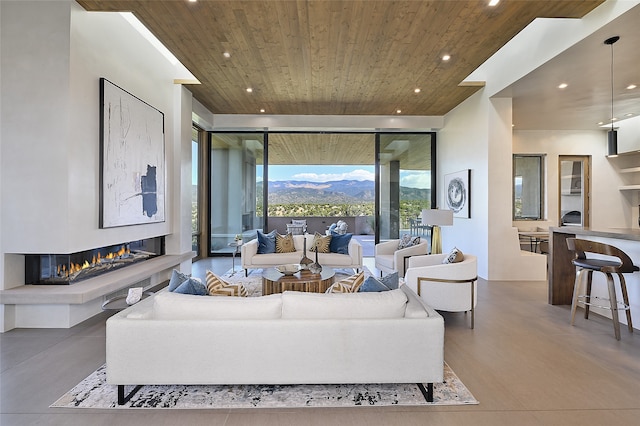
0,253,192,331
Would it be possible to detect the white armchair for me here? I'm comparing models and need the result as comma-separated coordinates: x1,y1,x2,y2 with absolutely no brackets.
374,239,429,278
404,253,478,328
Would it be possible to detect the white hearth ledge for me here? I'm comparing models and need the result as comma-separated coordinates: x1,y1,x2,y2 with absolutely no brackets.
0,252,193,331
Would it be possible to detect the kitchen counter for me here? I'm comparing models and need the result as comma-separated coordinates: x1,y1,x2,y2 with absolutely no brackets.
548,227,640,305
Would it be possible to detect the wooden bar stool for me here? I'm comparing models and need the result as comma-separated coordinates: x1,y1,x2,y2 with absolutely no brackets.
566,238,639,340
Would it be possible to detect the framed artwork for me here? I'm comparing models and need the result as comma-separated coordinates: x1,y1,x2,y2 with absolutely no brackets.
444,169,471,218
99,78,165,228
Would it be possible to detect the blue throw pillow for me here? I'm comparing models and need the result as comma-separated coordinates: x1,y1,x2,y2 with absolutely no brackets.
380,272,399,290
359,276,391,292
330,232,352,254
168,269,190,292
173,277,207,295
257,230,277,254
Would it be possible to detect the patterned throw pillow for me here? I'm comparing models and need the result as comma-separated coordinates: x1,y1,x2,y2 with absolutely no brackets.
206,270,248,297
398,234,420,250
275,233,296,253
325,271,365,293
309,232,331,253
443,247,464,264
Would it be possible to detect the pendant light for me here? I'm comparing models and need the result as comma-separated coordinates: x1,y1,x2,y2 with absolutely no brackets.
605,35,620,157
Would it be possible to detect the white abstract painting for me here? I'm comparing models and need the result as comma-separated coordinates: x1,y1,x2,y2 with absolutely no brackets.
100,78,165,228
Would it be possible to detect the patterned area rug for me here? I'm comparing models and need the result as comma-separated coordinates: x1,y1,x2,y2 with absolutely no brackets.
51,362,478,409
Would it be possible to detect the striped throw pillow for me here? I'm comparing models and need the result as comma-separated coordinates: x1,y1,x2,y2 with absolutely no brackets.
325,271,365,293
206,270,248,297
275,233,296,253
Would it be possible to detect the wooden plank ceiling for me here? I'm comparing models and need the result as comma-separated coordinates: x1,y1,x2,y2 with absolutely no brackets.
77,0,603,116
211,132,432,170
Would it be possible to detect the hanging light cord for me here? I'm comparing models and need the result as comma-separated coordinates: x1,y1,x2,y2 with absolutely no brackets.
610,40,615,132
604,36,620,131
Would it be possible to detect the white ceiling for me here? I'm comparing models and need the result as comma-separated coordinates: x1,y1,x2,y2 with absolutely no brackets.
502,4,640,131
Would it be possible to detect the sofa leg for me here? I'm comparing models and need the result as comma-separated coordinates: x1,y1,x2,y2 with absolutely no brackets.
417,382,433,402
118,384,143,405
245,269,248,277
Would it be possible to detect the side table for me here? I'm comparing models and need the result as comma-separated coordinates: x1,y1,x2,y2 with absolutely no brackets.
102,291,154,311
228,241,243,275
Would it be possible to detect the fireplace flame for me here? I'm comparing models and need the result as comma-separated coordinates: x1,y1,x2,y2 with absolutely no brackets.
56,245,131,278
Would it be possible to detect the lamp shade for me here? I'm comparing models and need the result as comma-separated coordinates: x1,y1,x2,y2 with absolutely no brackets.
421,209,453,226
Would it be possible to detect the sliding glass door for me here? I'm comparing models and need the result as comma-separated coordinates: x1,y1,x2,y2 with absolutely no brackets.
265,133,375,240
207,130,435,256
209,133,264,254
377,134,435,242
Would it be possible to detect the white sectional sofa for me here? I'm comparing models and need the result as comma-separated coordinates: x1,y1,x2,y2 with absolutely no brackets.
241,233,362,275
106,285,444,405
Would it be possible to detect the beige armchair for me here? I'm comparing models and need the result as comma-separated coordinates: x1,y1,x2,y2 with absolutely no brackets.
374,239,429,278
404,253,478,328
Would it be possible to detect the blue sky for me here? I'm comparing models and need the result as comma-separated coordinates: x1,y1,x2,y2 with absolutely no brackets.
192,150,431,189
257,165,431,189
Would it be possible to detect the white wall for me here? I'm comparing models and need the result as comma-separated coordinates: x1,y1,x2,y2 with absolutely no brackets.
1,2,195,290
438,91,489,278
513,130,637,230
439,91,546,281
1,1,73,252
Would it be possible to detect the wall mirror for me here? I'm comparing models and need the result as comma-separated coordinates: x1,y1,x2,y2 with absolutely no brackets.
558,155,590,227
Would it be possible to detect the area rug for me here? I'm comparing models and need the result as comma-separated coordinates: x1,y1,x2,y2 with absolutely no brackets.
51,362,478,409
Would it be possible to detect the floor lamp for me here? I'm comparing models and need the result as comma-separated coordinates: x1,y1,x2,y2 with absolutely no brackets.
421,209,454,254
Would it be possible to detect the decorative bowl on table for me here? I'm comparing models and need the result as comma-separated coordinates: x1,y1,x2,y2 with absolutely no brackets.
276,264,300,276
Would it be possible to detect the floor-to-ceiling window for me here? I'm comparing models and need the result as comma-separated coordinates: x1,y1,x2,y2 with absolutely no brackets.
208,130,434,256
191,126,202,259
378,133,435,241
265,133,375,239
209,133,264,254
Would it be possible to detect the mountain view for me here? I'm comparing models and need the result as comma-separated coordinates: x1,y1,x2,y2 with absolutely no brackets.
257,180,430,204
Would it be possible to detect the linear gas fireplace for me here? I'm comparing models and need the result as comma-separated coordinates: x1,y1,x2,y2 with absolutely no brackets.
25,237,165,285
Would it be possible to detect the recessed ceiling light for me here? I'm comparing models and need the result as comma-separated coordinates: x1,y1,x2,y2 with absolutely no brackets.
597,121,604,125
627,84,637,90
442,54,451,61
414,88,421,93
396,109,402,114
223,52,231,58
488,0,500,6
625,113,634,117
246,87,253,93
558,83,568,89
260,109,265,113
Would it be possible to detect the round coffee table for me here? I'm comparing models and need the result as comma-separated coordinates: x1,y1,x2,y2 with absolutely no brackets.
262,266,335,295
